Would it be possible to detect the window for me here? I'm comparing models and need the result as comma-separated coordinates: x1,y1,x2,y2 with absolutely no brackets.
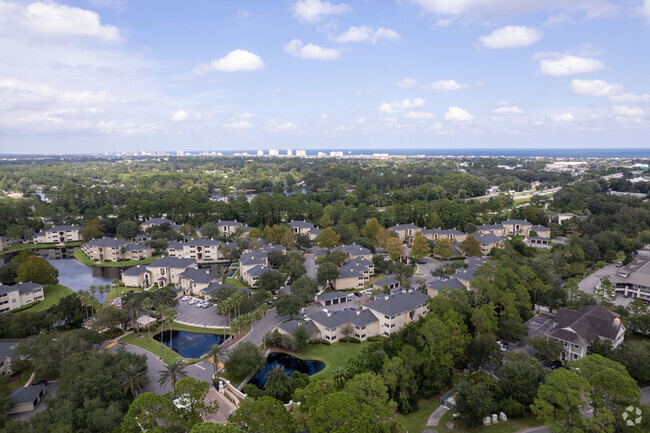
573,354,578,360
574,344,579,349
11,299,16,304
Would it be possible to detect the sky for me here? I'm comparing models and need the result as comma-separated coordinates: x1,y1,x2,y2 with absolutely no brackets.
1,0,650,154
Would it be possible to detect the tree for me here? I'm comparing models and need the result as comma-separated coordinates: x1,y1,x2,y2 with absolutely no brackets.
385,236,405,261
527,335,564,361
116,221,140,239
199,222,222,239
340,323,354,343
307,392,379,433
332,366,349,387
454,377,499,427
174,377,218,428
279,256,306,280
362,218,383,244
158,359,188,396
470,303,499,335
82,217,104,240
316,250,348,267
91,305,130,332
388,261,414,286
264,365,292,402
275,295,302,318
410,234,431,262
161,306,178,354
229,396,297,433
610,340,650,382
15,255,58,285
316,262,339,288
499,352,548,407
466,334,501,369
594,277,616,305
258,270,285,292
204,344,222,379
343,372,397,419
118,363,150,399
432,238,454,260
224,342,264,381
317,227,340,248
290,276,318,303
141,297,154,342
532,369,593,433
293,325,310,352
190,423,241,433
121,392,178,432
459,236,482,257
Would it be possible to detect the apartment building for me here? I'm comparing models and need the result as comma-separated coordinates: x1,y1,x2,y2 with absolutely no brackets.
0,282,45,312
389,223,421,243
82,238,152,262
33,225,81,244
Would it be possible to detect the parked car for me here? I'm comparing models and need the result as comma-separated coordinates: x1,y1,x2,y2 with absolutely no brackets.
542,360,563,370
202,302,212,308
498,340,509,352
189,298,198,305
181,295,190,301
417,259,426,264
353,292,362,297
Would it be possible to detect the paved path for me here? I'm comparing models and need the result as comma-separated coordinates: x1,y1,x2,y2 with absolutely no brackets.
238,307,286,347
426,405,449,427
642,386,650,408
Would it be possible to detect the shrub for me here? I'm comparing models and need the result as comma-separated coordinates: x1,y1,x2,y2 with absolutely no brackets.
500,398,525,418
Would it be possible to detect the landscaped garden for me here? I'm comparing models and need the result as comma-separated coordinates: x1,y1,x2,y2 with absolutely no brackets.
271,341,369,380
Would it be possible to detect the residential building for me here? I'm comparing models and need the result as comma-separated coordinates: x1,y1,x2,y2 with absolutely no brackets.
288,221,315,235
216,220,250,237
296,150,307,157
0,342,16,376
245,264,273,287
141,218,179,231
545,305,626,361
277,319,316,338
363,291,429,337
333,257,374,290
269,149,279,156
179,268,218,296
121,265,152,288
373,277,401,292
529,225,551,238
427,277,465,297
476,224,508,238
81,238,152,262
389,223,421,243
609,250,650,300
8,383,46,414
0,282,45,313
420,228,467,243
308,309,380,342
121,256,197,288
177,239,227,263
501,220,533,236
239,251,269,286
0,236,17,250
33,225,81,244
317,291,350,307
527,236,551,248
332,244,373,261
473,234,505,255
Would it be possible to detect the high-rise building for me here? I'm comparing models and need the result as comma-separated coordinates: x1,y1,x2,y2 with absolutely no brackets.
269,149,279,156
257,150,264,156
176,150,184,156
287,149,292,156
296,150,307,157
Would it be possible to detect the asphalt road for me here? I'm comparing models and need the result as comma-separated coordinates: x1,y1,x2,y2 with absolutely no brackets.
175,297,228,328
411,257,442,287
304,254,318,280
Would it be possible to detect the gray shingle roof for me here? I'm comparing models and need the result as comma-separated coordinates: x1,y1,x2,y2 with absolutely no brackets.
121,265,150,276
278,319,316,336
239,251,268,266
364,291,428,316
288,221,314,229
332,244,372,256
179,268,217,284
374,277,400,287
142,218,173,225
308,309,378,328
203,282,234,296
217,220,243,227
389,223,421,231
547,305,623,346
317,291,349,302
10,383,45,405
149,256,196,269
477,224,505,231
428,278,465,291
0,282,43,296
247,265,272,277
84,238,129,248
502,219,531,226
186,239,221,247
124,243,150,251
474,234,504,245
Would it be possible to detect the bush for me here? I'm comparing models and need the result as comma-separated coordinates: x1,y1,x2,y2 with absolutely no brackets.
500,398,526,418
224,342,265,381
341,337,361,344
9,300,41,314
366,336,386,342
309,339,331,345
243,383,266,399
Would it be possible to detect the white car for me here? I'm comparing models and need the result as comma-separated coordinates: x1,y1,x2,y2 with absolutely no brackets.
188,298,198,305
181,295,190,301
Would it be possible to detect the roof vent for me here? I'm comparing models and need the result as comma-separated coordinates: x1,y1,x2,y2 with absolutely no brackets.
327,312,331,317
356,310,361,315
384,295,389,300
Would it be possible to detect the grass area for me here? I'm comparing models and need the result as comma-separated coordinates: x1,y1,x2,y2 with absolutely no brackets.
225,277,250,289
26,284,73,312
271,341,369,380
437,411,544,433
171,322,230,334
0,240,84,254
513,197,532,205
104,285,143,305
398,396,442,433
73,249,160,268
120,332,184,365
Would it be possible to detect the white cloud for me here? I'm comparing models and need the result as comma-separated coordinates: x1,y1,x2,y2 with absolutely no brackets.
333,25,400,43
291,0,350,23
378,98,426,113
610,92,650,103
398,78,417,89
284,39,341,60
612,105,644,117
171,110,189,122
640,0,650,18
492,104,523,114
479,25,542,49
194,50,265,73
0,78,110,106
237,10,250,18
225,120,254,129
445,106,473,121
405,110,436,119
569,79,624,96
0,0,121,42
354,117,366,124
423,79,469,91
552,112,575,122
406,0,613,18
538,54,604,76
266,119,299,133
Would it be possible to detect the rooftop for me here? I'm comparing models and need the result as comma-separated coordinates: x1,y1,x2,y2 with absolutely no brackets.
364,291,428,316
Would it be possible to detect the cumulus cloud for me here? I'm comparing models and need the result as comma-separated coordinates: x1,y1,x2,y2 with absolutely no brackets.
194,50,265,73
405,110,436,119
0,78,110,106
445,106,473,121
171,110,189,122
266,119,298,133
552,112,575,122
569,79,624,97
378,98,426,113
538,54,604,76
291,0,350,23
492,102,523,114
479,25,542,49
423,79,469,91
0,0,121,42
333,25,400,43
398,78,417,89
284,39,341,60
225,120,254,129
406,0,613,18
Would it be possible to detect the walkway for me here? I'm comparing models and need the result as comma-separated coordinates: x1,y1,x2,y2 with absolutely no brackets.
426,405,449,427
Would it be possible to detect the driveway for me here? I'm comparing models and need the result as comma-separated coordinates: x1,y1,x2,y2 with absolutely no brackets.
305,255,318,280
410,257,442,287
9,381,59,421
175,297,228,328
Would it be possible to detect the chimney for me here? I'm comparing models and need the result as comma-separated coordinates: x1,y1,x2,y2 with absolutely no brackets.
384,295,389,300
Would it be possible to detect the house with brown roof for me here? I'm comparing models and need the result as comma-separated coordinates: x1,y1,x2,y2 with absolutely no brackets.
545,305,625,361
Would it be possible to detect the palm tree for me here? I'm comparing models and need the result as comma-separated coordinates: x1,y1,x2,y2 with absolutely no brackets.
203,344,222,379
118,364,149,399
264,365,291,401
141,297,153,342
111,278,120,300
161,307,178,354
332,366,348,388
158,359,187,396
89,285,97,300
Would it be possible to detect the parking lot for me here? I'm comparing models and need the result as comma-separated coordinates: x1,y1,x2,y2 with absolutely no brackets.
526,313,557,337
174,296,229,328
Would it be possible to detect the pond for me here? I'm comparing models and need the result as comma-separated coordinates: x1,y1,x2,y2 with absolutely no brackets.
154,330,228,359
249,352,325,389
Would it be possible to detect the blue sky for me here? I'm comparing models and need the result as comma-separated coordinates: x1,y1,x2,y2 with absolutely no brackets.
1,0,649,154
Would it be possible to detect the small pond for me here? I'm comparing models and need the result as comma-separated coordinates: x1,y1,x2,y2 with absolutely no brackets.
46,258,124,302
249,352,325,388
154,331,228,359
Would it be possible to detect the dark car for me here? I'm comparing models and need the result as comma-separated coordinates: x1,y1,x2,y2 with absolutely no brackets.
353,292,362,297
417,260,426,264
31,380,47,387
542,360,563,370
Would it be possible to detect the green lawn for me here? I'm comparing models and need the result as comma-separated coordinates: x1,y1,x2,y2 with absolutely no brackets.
225,277,250,289
437,411,544,433
120,332,184,365
104,285,143,305
74,249,160,268
0,240,84,254
271,341,369,380
27,284,73,312
171,322,230,334
398,396,442,433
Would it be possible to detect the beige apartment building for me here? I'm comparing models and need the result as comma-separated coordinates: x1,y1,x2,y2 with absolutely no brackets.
0,282,45,312
33,225,81,244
